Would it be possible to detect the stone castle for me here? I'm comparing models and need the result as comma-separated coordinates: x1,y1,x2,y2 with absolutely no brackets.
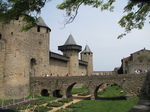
0,15,150,99
0,16,93,99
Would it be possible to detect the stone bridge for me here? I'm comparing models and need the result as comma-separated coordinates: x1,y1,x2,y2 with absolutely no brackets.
30,74,149,100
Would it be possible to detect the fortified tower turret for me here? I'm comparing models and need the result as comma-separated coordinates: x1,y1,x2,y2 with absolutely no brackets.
81,45,93,74
58,34,82,76
0,15,51,99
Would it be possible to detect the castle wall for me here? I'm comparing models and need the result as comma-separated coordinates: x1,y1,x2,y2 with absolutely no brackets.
81,53,93,74
122,49,150,74
128,64,150,74
0,24,5,95
50,58,68,76
64,50,79,76
0,16,92,99
79,64,87,76
0,16,51,99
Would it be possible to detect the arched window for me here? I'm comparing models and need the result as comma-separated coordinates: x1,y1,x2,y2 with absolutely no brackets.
37,26,40,32
0,33,2,40
30,58,37,77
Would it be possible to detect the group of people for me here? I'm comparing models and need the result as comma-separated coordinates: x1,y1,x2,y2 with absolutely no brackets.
42,73,59,77
134,69,148,74
66,73,71,76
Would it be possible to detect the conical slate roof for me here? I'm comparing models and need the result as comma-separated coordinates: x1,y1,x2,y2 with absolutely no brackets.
64,34,77,45
37,16,50,29
81,45,92,53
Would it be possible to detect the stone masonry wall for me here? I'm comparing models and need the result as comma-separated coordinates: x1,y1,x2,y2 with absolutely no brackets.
50,58,68,76
0,37,5,98
79,64,87,76
30,74,148,100
0,16,51,99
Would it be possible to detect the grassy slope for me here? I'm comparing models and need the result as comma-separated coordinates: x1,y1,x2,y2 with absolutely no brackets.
71,84,139,112
98,85,126,98
73,97,139,112
71,85,88,94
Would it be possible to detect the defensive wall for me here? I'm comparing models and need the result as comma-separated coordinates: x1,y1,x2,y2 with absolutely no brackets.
30,74,149,100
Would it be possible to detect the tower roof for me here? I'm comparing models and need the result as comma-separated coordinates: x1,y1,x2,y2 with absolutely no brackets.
37,16,50,30
58,34,82,52
64,34,77,45
81,45,92,53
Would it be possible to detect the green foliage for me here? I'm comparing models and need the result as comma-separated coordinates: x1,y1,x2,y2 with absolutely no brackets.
58,98,73,103
57,0,115,24
0,99,13,104
47,101,64,107
71,85,88,94
34,105,52,111
66,102,83,108
118,2,150,38
72,97,139,112
98,85,126,98
56,108,74,112
0,0,50,31
27,93,57,102
78,90,90,96
57,0,150,38
0,0,149,37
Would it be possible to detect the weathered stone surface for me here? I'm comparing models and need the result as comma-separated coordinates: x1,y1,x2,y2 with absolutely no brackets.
30,74,149,100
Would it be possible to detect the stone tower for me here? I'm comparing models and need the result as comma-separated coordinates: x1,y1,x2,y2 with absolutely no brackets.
0,16,51,99
58,34,82,76
81,45,93,74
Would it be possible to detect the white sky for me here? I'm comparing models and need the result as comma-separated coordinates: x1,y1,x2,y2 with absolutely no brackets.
40,0,150,71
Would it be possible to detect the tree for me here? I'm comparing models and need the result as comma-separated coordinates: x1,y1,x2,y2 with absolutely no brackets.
0,0,48,31
0,0,149,38
57,0,150,38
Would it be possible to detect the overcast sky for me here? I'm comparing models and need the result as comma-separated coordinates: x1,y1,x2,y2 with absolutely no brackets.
40,0,150,71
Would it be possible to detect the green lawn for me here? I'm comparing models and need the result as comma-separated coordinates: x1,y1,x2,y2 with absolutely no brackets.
72,97,139,112
71,85,88,94
67,84,139,112
98,84,126,98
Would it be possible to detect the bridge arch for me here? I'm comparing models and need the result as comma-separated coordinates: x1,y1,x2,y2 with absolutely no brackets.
30,74,148,100
93,82,126,100
66,82,77,98
53,90,62,98
41,89,49,96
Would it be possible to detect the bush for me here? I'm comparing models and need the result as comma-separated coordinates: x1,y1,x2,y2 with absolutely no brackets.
66,103,83,108
78,90,90,96
47,101,64,107
58,98,73,103
33,106,52,112
56,108,74,112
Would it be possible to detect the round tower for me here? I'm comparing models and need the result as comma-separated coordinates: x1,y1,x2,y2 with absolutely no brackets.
0,15,51,99
81,45,93,74
58,34,81,76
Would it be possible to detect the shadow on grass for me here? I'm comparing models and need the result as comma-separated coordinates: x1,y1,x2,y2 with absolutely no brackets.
83,96,127,100
97,96,126,100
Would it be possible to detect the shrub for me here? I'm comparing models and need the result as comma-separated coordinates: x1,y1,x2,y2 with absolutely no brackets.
47,101,64,107
34,106,52,112
58,98,73,103
66,103,83,108
56,108,74,112
78,90,90,96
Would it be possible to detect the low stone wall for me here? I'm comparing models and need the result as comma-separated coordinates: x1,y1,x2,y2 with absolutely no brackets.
146,72,150,97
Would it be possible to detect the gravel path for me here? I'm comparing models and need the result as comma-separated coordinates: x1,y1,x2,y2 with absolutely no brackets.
21,95,90,112
49,95,90,112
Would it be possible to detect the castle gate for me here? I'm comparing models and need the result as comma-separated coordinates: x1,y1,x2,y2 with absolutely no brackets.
30,74,148,100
